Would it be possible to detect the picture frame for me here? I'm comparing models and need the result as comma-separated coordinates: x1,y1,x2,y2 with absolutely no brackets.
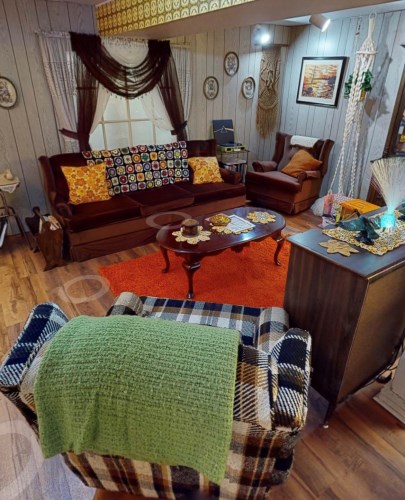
241,77,255,99
203,76,219,100
0,77,17,109
224,52,239,76
296,57,348,108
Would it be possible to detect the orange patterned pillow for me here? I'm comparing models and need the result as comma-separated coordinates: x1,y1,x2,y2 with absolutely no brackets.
61,164,111,205
188,157,224,185
281,150,322,177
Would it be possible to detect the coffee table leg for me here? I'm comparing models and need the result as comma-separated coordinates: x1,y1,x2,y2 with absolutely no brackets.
160,246,170,273
182,256,201,299
272,232,285,266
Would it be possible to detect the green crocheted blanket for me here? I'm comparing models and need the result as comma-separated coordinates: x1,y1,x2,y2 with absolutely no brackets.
34,315,240,484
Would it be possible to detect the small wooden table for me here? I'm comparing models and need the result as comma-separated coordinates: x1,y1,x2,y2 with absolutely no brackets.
156,207,285,299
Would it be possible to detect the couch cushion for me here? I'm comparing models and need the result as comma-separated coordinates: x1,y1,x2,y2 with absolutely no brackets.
127,184,195,216
188,157,224,184
178,182,246,204
61,163,111,205
245,171,302,193
67,195,142,232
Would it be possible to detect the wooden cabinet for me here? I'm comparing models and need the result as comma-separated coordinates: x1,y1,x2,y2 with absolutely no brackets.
284,229,405,423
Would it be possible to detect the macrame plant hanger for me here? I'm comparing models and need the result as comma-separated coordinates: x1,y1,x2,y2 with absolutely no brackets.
329,13,377,197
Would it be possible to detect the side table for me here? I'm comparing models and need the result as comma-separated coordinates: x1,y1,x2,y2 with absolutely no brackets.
284,228,405,425
0,180,32,249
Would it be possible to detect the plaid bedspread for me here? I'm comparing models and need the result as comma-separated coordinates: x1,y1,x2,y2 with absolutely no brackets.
0,293,311,500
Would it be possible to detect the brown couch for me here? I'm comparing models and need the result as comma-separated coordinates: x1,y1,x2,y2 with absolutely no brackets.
39,139,246,261
246,132,334,214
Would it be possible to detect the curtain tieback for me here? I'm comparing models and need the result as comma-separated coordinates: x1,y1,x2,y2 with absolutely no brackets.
171,121,188,135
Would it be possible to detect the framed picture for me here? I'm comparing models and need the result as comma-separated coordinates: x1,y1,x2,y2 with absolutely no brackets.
0,77,17,109
296,57,348,108
203,76,219,100
242,77,255,99
224,52,239,76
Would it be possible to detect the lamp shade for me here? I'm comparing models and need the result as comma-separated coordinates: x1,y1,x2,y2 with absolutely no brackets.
309,13,331,32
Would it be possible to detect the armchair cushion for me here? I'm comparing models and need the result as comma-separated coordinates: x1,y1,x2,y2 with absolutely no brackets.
281,150,322,178
246,171,302,193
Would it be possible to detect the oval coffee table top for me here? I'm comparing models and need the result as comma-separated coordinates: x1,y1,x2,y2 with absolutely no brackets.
156,206,285,255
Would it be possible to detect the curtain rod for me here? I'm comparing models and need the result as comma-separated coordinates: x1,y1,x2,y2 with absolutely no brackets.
34,30,191,48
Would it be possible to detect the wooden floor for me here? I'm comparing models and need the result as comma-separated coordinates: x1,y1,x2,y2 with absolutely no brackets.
1,210,404,499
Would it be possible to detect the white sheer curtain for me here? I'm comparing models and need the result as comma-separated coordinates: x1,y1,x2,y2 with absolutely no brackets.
39,32,192,148
92,37,192,139
38,32,79,153
94,37,172,134
172,46,192,131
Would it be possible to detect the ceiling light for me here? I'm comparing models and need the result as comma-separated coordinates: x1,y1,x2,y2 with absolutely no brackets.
252,25,272,47
309,13,331,32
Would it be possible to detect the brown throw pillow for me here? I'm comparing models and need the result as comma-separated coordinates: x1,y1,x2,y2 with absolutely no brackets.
281,150,322,178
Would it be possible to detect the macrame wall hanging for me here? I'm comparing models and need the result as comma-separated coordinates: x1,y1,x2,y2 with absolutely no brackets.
329,14,377,197
256,47,281,138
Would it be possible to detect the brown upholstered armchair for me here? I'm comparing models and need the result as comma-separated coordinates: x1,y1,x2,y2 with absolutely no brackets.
246,132,334,214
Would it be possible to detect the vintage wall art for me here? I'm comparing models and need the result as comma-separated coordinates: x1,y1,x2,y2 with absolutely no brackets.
296,57,348,108
0,77,17,109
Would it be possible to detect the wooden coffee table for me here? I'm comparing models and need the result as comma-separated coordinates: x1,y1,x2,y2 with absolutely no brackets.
156,207,286,299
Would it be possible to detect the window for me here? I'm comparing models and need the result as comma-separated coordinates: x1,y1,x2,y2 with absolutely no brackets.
90,95,173,150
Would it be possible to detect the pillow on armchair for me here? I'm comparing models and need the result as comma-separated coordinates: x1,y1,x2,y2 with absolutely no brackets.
281,150,323,178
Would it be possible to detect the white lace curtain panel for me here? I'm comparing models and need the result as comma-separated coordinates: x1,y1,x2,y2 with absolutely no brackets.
38,32,79,153
38,32,192,153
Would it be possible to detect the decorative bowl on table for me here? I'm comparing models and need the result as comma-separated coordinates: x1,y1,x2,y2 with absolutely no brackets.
208,214,231,226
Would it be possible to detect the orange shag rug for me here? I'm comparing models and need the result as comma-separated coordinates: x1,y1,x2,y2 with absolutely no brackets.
99,239,290,308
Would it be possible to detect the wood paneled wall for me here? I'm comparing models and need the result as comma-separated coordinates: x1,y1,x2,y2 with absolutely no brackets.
0,0,96,233
183,25,290,165
280,10,405,197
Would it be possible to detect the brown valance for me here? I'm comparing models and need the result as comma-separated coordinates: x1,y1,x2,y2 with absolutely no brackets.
70,32,171,99
66,32,188,148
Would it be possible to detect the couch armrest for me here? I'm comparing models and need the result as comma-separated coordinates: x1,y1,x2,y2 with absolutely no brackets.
272,327,311,430
296,170,322,184
55,201,73,219
106,292,144,316
219,167,242,184
255,307,290,351
252,160,278,173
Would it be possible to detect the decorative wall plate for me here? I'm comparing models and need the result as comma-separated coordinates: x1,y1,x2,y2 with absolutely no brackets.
0,77,17,109
242,77,256,99
203,76,219,100
224,51,239,76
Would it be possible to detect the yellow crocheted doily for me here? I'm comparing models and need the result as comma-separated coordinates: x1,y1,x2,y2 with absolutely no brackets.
323,212,405,256
172,226,211,245
247,211,276,224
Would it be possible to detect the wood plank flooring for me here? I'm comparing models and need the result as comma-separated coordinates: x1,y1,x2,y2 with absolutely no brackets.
1,210,404,499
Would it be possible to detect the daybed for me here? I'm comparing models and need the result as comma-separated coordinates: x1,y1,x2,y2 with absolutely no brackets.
39,140,246,261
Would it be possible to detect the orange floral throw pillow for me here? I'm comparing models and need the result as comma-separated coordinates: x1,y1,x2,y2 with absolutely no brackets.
188,157,224,185
61,164,111,205
281,150,323,178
